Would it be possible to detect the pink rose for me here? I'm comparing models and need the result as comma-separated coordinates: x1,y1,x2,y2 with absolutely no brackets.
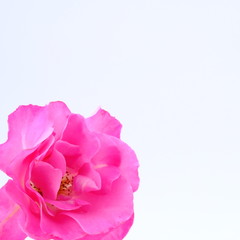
0,102,139,240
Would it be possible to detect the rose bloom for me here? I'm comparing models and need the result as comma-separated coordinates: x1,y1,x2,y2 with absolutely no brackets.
0,102,139,240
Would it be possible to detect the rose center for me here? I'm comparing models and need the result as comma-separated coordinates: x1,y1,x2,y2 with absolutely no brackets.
58,171,73,196
30,181,43,196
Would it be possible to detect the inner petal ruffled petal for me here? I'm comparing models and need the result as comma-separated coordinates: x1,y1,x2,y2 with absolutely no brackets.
43,147,66,176
61,114,99,160
46,198,90,212
92,135,121,167
95,165,120,193
55,141,83,171
94,134,139,192
31,161,62,200
73,163,101,193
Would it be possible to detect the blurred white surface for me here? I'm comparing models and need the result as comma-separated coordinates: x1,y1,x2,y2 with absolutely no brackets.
0,1,240,239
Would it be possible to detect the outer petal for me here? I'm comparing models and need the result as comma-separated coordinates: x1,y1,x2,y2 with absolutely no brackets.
101,214,134,240
79,214,134,240
5,180,45,239
112,137,140,192
74,163,101,193
0,106,52,173
86,109,122,138
40,212,86,240
61,114,100,170
7,135,55,184
93,134,139,192
47,101,71,139
65,177,133,235
0,101,70,172
95,165,120,194
0,184,27,240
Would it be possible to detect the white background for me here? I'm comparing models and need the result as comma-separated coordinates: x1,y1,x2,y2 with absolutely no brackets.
0,1,240,239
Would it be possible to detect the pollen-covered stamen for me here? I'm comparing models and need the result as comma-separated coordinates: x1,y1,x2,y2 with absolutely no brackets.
58,171,74,196
30,181,43,196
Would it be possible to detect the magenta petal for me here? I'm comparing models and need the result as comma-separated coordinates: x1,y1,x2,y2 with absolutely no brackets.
77,214,134,240
97,134,140,192
0,101,70,173
31,161,62,199
47,101,71,139
86,108,122,138
55,140,83,170
80,214,134,240
0,184,27,240
55,140,82,156
92,134,139,191
40,213,86,240
62,114,99,158
62,114,91,145
112,137,140,192
5,180,48,239
96,165,120,193
6,149,35,183
46,198,90,211
74,163,101,193
7,135,56,182
61,114,99,169
101,214,134,240
74,175,100,193
44,147,66,175
65,177,133,235
7,104,53,149
92,136,121,167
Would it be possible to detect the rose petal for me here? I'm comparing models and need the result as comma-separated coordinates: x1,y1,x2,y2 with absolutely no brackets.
92,136,121,167
61,114,99,170
40,213,86,240
0,101,70,173
112,137,140,192
5,181,73,240
44,147,66,175
92,133,139,191
55,140,82,156
86,108,122,138
95,165,120,193
47,101,71,139
95,134,139,192
101,214,134,240
46,198,90,211
55,141,83,171
31,161,62,199
77,214,134,240
74,163,101,193
7,104,53,149
4,180,45,239
62,114,99,158
7,135,56,182
0,184,27,240
65,177,133,235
